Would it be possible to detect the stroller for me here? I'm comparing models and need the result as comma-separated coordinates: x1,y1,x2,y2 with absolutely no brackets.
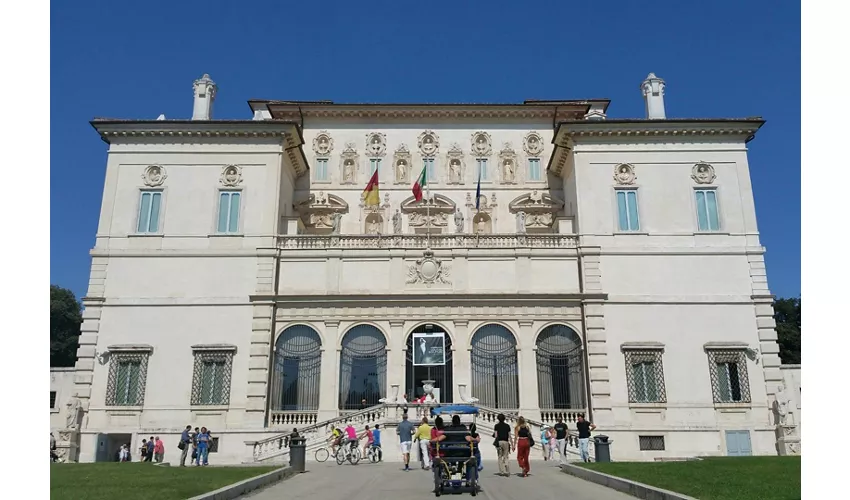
429,405,480,497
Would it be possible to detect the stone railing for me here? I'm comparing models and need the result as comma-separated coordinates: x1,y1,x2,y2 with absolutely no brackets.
269,411,319,428
473,405,591,461
277,233,577,250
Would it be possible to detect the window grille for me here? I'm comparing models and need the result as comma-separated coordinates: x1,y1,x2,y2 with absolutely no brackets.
623,349,667,404
106,352,150,406
209,437,220,453
707,349,751,403
191,350,234,406
50,391,57,409
639,435,665,451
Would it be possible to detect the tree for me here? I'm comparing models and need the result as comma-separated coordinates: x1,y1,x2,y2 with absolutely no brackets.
773,297,801,365
51,285,82,367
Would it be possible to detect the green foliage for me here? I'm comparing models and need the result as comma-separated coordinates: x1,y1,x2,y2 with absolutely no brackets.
774,297,801,364
50,463,280,500
581,457,801,500
51,285,82,367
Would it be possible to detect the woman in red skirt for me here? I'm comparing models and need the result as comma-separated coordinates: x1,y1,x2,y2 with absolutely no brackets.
513,416,532,477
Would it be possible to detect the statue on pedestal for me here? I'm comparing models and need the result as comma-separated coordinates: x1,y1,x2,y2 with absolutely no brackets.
392,209,402,234
331,213,342,235
774,384,792,426
454,209,464,233
65,398,83,430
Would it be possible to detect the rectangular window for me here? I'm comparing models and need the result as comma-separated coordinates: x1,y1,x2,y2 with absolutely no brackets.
315,159,328,181
623,349,667,404
695,189,720,231
50,391,57,409
209,437,220,453
707,349,751,404
191,349,234,406
616,189,640,231
528,158,541,181
639,436,665,451
217,191,241,234
106,351,150,407
370,158,381,176
424,158,435,181
477,159,488,181
137,191,162,233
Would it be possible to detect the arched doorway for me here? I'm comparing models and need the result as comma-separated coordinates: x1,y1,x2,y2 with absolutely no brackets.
339,324,387,410
271,325,322,411
536,324,586,409
470,324,519,409
405,324,453,403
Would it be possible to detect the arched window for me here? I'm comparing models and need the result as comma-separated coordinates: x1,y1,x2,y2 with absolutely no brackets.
536,324,586,409
339,324,387,410
271,325,322,411
470,324,519,409
405,324,453,403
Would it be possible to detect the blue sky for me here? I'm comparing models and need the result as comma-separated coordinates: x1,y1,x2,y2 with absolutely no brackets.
50,0,800,300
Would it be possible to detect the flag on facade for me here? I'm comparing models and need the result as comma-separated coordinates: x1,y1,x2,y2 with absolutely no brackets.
475,169,482,210
412,166,427,202
362,169,380,206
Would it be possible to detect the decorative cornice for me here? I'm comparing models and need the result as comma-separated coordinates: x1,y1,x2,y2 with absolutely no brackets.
620,342,665,351
107,344,154,353
191,343,238,352
263,102,592,121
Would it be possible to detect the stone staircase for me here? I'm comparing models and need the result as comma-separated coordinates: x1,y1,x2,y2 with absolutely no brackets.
246,403,592,464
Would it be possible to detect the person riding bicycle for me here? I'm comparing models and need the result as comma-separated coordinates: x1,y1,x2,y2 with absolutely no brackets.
328,426,343,456
344,423,358,452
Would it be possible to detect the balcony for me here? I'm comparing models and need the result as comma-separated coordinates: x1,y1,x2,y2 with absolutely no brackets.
277,233,577,250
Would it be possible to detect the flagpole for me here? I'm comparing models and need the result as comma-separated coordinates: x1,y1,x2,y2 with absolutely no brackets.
425,174,431,249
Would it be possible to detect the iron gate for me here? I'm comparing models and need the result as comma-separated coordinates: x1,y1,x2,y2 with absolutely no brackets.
535,324,586,409
339,324,388,410
271,325,322,411
470,324,519,409
405,324,454,403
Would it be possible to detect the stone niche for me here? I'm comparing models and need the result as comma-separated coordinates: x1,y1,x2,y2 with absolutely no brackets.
508,190,565,233
294,191,349,234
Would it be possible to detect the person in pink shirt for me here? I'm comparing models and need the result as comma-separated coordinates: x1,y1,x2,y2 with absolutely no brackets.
153,436,165,463
344,423,358,453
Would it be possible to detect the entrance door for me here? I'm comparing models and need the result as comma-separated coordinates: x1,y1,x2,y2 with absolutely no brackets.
95,434,109,462
725,430,753,456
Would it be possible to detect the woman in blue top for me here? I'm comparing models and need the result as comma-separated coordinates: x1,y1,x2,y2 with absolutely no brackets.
197,427,212,466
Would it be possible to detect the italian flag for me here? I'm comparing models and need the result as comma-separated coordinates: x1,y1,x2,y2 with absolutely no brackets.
362,170,380,206
412,166,427,202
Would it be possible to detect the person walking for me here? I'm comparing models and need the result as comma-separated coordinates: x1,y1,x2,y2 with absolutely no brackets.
154,436,165,463
575,415,596,462
540,425,553,461
178,425,192,466
396,414,415,471
197,427,211,466
514,416,532,477
552,417,569,465
191,427,200,465
415,417,433,470
493,414,512,476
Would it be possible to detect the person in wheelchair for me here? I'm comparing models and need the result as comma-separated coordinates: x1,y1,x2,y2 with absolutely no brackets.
432,415,478,485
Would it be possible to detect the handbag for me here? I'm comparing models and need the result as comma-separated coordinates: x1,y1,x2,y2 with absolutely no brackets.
177,441,185,450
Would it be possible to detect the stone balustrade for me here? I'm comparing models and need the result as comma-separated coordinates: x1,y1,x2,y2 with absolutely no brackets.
277,233,577,250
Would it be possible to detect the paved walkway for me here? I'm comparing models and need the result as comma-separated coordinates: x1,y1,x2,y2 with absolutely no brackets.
240,460,633,500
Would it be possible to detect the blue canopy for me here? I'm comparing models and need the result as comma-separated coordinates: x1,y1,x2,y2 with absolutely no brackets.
430,405,479,416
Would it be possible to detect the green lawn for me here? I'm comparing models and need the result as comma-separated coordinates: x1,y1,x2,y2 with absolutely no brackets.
579,457,801,500
51,463,281,500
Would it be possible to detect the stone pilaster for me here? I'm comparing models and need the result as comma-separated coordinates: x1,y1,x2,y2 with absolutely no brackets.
452,320,469,403
318,321,340,421
748,252,784,420
387,320,406,400
517,320,541,421
579,246,611,426
246,302,273,428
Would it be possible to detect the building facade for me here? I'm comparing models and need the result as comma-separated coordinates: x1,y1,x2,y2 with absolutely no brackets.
68,73,791,464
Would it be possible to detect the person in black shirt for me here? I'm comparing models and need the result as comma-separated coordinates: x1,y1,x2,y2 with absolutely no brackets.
552,417,569,465
492,413,512,476
575,415,596,462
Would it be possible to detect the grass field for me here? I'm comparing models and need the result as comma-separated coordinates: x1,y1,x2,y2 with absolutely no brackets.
50,463,280,500
579,457,801,500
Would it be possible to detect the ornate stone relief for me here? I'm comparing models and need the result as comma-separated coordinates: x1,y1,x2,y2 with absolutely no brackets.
613,163,637,185
523,132,544,157
220,165,243,187
446,143,465,185
312,131,334,157
509,190,565,231
499,143,518,184
418,130,440,157
401,194,456,231
142,165,166,187
360,193,391,234
339,142,359,185
466,192,498,234
294,191,349,232
406,249,451,286
471,131,492,157
365,132,387,157
393,144,412,184
691,162,716,184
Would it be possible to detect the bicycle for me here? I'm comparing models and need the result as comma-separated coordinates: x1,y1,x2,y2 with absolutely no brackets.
314,446,335,463
336,442,361,465
366,444,382,463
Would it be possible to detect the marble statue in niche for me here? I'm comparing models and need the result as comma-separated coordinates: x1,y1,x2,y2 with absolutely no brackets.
516,211,526,234
454,208,464,233
449,159,462,183
396,160,408,182
503,159,516,183
343,160,355,183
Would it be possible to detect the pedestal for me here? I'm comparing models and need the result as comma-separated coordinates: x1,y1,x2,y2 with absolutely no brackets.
775,425,801,456
57,429,80,463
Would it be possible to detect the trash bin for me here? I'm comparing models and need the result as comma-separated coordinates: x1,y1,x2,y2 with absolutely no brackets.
593,435,612,463
289,437,306,473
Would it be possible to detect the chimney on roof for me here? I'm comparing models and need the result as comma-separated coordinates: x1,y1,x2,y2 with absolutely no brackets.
641,73,666,120
192,74,217,120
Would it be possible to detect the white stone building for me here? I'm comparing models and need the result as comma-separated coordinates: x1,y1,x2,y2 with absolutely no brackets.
67,72,793,464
